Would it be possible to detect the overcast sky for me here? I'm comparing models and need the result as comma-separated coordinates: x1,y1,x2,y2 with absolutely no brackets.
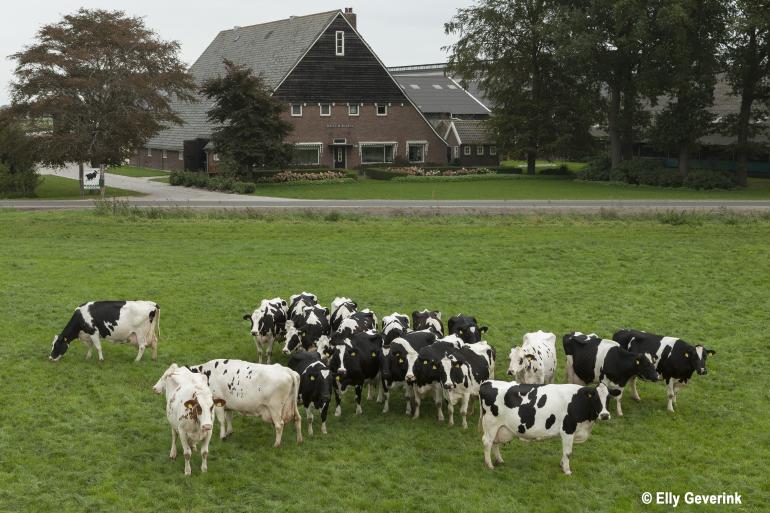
0,0,473,105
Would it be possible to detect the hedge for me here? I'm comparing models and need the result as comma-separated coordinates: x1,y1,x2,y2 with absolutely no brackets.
170,171,256,193
577,157,737,189
364,168,409,180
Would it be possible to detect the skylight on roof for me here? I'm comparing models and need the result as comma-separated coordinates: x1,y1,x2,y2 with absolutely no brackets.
409,84,421,89
447,85,457,90
432,84,443,89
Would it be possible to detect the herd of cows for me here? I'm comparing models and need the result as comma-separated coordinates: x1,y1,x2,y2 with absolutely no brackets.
47,294,716,476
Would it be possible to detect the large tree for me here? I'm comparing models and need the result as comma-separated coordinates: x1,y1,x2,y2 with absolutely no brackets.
649,0,725,177
201,60,294,174
445,0,598,174
721,0,770,186
0,108,39,197
10,8,195,194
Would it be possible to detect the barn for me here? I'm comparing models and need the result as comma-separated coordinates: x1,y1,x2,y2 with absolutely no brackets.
130,9,448,172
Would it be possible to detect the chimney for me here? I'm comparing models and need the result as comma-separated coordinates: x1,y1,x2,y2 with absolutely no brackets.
343,7,356,30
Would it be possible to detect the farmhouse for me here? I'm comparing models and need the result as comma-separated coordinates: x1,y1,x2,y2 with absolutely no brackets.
131,9,448,172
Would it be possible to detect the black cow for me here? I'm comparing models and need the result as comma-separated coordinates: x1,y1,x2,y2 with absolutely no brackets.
438,341,496,428
282,305,331,355
287,351,333,435
408,340,464,421
412,309,444,336
613,329,715,412
447,314,488,344
381,330,437,414
563,332,659,416
328,331,383,416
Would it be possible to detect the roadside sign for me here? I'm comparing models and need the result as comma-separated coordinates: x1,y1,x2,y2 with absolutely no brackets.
84,168,101,190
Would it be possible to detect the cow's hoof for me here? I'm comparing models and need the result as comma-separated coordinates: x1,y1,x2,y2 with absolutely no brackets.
169,451,177,460
485,462,495,470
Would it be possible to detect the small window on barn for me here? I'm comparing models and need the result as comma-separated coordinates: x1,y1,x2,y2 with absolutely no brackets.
291,104,302,117
320,104,331,117
407,142,427,163
213,153,220,162
376,104,388,116
490,146,497,156
453,146,460,159
146,148,152,157
335,31,345,56
477,146,484,156
464,146,471,156
162,149,167,159
348,104,359,116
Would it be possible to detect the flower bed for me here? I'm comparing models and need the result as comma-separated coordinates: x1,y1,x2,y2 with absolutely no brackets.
255,170,347,183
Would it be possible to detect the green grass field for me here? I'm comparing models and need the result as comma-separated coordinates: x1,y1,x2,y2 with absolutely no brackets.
1,210,767,513
251,175,770,200
16,175,141,199
106,166,170,178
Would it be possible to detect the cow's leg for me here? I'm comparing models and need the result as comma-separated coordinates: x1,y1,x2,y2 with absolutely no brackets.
200,431,212,473
666,378,676,412
306,404,315,436
615,388,624,417
412,387,422,419
169,427,177,459
481,425,497,469
214,406,227,440
254,336,264,364
492,443,504,465
90,335,104,362
177,430,192,475
150,331,158,361
366,382,373,401
334,387,342,417
272,411,285,448
404,385,412,416
265,334,274,364
446,394,455,427
320,400,329,434
134,341,147,362
630,376,641,401
460,392,471,430
355,385,363,415
382,380,390,413
434,385,445,422
376,377,383,403
560,433,574,475
293,399,303,444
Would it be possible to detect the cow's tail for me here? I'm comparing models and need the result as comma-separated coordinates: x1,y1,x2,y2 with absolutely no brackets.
148,305,160,345
477,393,484,434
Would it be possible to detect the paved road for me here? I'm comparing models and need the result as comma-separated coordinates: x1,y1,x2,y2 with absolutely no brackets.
3,165,768,212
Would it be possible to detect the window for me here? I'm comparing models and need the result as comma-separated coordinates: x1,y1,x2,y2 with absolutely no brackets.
490,146,497,156
376,104,388,116
464,145,471,156
146,148,152,157
348,104,359,116
477,145,484,156
452,146,460,159
361,143,396,164
291,104,302,117
213,153,220,162
162,149,167,159
292,143,321,166
335,31,345,56
407,142,427,163
320,104,331,117
178,150,184,160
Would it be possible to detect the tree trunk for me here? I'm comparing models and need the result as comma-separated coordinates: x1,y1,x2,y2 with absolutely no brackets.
621,86,636,162
527,150,536,175
678,145,690,178
78,161,84,198
735,88,754,188
99,163,105,199
608,85,623,169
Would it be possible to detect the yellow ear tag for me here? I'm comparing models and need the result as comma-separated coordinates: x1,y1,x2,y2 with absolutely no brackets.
588,393,593,397
371,352,377,358
684,352,689,358
423,360,428,365
398,358,404,363
432,364,437,370
310,376,315,381
336,375,341,381
635,359,640,365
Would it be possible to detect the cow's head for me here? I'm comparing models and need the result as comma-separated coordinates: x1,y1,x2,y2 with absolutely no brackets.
507,346,542,382
439,353,466,389
300,362,333,407
634,353,659,382
243,307,270,337
693,345,715,375
449,315,488,344
282,320,303,355
183,382,216,432
410,351,442,385
572,383,619,422
328,342,359,390
49,334,70,361
383,341,410,383
412,310,443,336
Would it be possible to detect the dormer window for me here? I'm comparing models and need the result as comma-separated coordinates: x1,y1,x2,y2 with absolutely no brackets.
335,31,345,56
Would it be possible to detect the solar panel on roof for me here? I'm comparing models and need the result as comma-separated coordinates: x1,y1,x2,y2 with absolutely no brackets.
432,84,443,89
409,84,421,89
447,85,457,89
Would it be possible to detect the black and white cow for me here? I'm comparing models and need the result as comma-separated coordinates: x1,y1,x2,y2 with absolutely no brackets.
407,340,465,421
507,330,558,384
287,351,333,435
613,329,715,412
381,330,437,414
563,332,659,416
330,297,357,333
479,380,619,474
328,331,383,416
381,313,410,348
330,309,378,346
49,300,160,362
283,305,331,355
439,341,496,428
447,314,488,344
243,297,288,363
412,309,444,336
288,292,319,320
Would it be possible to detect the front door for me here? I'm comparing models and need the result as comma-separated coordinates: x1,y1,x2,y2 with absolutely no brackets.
334,147,346,169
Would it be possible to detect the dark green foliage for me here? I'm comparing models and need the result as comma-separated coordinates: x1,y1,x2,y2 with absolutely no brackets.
0,112,40,197
495,167,523,174
579,157,735,190
0,162,40,198
609,159,664,184
364,168,409,180
577,156,612,181
537,165,573,176
232,182,257,194
683,168,738,190
202,60,294,175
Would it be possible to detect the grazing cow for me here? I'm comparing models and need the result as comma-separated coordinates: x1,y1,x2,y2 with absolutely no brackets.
283,305,331,355
243,297,288,363
563,332,659,416
330,310,378,345
287,351,333,435
508,330,558,384
330,297,357,333
448,314,488,344
439,341,496,428
613,329,715,412
381,313,410,348
188,359,302,447
328,331,383,416
412,310,444,336
479,380,619,474
49,300,160,362
152,364,223,475
288,292,318,320
381,330,437,414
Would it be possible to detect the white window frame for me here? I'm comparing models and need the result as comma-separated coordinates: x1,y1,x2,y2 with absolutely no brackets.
213,153,220,162
146,148,152,157
291,104,303,117
162,149,167,159
490,146,497,156
335,31,345,56
464,145,471,156
320,103,331,117
407,140,428,164
452,146,460,159
293,143,322,166
376,104,388,117
359,142,397,164
348,104,360,117
477,145,484,156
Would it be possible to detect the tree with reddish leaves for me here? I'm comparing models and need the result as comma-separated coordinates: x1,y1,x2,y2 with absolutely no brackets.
10,8,195,194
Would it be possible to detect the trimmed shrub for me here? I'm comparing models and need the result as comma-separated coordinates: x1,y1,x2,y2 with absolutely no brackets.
683,168,737,190
577,156,611,181
232,181,256,194
538,165,573,176
364,167,409,180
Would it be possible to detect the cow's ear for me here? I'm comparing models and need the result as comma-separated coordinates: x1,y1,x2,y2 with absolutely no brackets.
525,354,536,361
184,399,198,410
480,325,489,334
213,398,226,407
434,311,442,320
609,388,622,397
242,314,251,321
706,349,716,356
